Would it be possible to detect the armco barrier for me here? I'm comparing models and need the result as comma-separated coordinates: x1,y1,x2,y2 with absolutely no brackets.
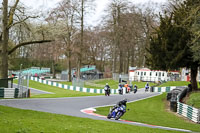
151,86,177,92
177,102,200,123
176,88,200,123
30,77,118,94
0,88,19,98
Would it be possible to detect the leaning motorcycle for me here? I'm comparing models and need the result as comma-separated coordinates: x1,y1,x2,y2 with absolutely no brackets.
107,105,126,120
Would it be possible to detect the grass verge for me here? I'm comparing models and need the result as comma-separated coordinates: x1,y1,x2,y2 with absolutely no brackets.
14,80,101,98
186,92,200,108
95,93,200,132
60,79,156,89
0,105,183,133
93,79,156,89
131,81,156,89
157,81,190,87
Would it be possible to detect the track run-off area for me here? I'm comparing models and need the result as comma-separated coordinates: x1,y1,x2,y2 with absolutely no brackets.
0,88,195,132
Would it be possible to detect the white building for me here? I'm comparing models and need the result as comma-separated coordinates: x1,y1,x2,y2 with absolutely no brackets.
129,67,180,82
180,68,200,82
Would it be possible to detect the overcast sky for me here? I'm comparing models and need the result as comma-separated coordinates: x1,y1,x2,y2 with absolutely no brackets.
18,0,167,26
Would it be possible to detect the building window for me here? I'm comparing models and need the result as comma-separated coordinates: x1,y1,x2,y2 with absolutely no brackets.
144,72,146,76
163,73,164,76
138,72,139,75
156,72,157,76
150,72,152,76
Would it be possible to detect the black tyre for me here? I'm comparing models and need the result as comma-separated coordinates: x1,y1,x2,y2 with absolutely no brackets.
115,112,122,120
107,114,111,119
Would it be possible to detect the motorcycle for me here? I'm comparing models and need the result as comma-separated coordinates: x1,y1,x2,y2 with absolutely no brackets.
118,88,123,95
133,87,137,94
107,105,126,120
134,88,137,93
104,88,110,96
145,86,149,92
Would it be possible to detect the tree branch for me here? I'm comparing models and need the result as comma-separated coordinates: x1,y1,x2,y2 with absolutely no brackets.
8,16,38,29
8,0,19,27
8,40,53,55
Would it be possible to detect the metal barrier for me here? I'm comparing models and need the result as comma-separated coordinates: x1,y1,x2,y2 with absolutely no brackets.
0,88,19,98
30,77,118,94
176,88,200,123
17,72,30,98
154,85,200,123
177,102,200,123
151,86,177,92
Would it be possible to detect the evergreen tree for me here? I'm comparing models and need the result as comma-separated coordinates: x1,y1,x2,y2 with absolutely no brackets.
147,0,200,90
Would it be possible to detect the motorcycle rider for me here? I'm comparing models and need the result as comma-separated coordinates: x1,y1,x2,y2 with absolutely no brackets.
104,83,110,96
118,84,123,95
145,82,149,92
134,84,137,93
124,82,129,93
107,98,128,120
111,98,128,112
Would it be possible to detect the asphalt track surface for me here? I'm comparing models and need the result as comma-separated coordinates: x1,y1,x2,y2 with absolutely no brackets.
0,89,194,132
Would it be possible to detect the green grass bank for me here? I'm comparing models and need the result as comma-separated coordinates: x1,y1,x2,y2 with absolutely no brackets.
0,105,183,133
96,93,200,132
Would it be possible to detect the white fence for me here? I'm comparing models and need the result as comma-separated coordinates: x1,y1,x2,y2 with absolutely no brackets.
0,88,19,98
177,102,200,123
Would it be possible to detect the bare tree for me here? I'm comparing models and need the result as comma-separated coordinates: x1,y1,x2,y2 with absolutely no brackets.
0,0,52,79
46,0,79,81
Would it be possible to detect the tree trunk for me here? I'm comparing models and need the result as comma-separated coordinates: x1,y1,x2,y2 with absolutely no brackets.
112,45,117,73
126,50,130,74
190,65,198,90
68,51,72,82
1,0,9,79
77,59,81,79
77,0,84,79
119,49,123,74
131,46,135,67
52,60,56,79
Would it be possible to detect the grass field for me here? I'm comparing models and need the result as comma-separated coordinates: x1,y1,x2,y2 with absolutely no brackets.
95,93,200,132
60,79,156,89
59,80,200,90
0,105,184,133
187,92,200,108
157,81,190,87
59,79,119,89
59,81,105,89
58,81,73,86
14,80,101,98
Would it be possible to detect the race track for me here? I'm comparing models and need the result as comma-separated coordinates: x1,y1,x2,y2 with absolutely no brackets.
0,89,193,132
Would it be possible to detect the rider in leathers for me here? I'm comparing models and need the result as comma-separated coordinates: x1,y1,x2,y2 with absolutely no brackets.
111,98,127,112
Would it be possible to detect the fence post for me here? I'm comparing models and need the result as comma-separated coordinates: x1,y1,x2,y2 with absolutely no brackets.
198,109,200,123
26,74,29,98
